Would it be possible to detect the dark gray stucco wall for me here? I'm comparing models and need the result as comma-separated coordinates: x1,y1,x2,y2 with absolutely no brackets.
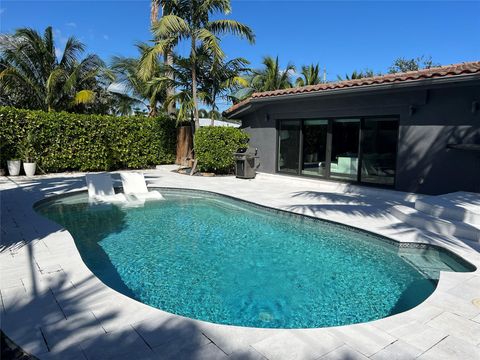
239,82,480,195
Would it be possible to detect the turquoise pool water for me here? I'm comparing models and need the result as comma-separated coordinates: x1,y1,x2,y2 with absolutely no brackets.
36,189,474,328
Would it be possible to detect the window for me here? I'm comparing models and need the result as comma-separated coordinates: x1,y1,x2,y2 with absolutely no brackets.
277,117,399,187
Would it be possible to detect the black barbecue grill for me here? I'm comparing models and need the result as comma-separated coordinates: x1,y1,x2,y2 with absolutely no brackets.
233,147,258,179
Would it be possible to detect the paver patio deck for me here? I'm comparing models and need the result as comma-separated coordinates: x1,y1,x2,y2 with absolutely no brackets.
1,167,479,360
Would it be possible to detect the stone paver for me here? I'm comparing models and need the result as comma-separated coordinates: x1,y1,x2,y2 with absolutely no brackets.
417,335,480,360
1,168,479,359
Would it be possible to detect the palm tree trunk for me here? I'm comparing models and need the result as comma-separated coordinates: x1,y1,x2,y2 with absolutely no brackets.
191,37,200,131
164,51,176,115
150,0,159,25
161,3,176,115
210,91,216,126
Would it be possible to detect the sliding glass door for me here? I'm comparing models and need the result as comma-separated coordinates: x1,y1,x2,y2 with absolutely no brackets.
330,119,360,181
277,117,399,187
278,120,301,174
301,120,328,177
360,118,398,185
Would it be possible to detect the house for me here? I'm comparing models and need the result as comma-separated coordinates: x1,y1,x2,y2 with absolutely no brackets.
224,62,480,194
199,118,240,127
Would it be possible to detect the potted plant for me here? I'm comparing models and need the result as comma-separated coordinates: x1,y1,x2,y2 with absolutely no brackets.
7,158,21,176
19,131,38,177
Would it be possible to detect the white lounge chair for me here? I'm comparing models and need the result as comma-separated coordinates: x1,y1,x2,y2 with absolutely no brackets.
120,172,164,201
85,173,127,204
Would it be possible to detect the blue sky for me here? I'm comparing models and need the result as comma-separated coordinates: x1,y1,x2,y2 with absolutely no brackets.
1,1,479,110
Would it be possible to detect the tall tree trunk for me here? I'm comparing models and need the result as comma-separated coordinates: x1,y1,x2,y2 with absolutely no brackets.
150,0,159,25
164,51,176,115
191,37,200,131
210,91,216,126
160,4,175,116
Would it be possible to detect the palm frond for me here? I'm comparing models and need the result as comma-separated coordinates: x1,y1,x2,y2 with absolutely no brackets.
207,20,255,44
73,89,95,105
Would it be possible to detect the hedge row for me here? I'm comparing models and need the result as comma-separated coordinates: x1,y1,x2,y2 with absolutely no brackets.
0,107,176,172
195,126,249,174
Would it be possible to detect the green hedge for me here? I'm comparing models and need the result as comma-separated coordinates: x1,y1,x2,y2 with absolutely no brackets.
194,126,249,174
0,107,176,172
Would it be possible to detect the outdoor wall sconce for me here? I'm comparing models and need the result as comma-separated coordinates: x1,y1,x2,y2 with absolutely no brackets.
409,105,416,116
265,113,270,122
472,100,479,114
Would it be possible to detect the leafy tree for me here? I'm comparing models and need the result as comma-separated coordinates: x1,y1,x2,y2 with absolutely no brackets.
141,0,255,130
295,64,321,87
110,43,166,117
0,26,105,112
388,55,439,74
233,56,294,101
198,109,209,118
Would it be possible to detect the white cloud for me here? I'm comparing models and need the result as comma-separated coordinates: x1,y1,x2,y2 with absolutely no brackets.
55,48,63,59
103,34,109,40
66,22,77,28
54,28,68,44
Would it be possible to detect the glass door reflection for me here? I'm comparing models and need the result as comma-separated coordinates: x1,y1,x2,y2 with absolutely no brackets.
360,118,398,185
301,119,328,177
330,119,360,181
278,120,301,174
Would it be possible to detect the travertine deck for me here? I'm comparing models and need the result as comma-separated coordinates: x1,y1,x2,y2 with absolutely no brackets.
1,167,479,360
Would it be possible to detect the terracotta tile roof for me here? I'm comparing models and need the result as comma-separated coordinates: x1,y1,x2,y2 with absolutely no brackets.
224,61,480,116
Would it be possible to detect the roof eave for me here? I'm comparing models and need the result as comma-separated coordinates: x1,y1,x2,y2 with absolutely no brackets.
224,73,480,118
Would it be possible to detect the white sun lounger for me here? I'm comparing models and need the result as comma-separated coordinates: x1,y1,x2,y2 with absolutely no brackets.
85,173,127,204
120,172,164,201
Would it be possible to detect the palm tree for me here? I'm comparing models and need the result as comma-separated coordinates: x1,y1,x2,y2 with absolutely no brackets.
0,26,104,112
141,0,255,130
149,53,209,123
151,0,178,115
295,64,321,87
110,43,166,117
233,56,294,101
108,91,143,116
337,69,377,81
151,0,160,25
200,55,249,125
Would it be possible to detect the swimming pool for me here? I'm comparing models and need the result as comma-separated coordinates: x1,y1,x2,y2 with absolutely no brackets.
35,189,475,329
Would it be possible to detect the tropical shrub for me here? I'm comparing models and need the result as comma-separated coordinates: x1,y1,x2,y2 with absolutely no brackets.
0,106,176,172
194,126,249,174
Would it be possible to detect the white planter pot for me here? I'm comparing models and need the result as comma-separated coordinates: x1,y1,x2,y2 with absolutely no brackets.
23,162,36,177
7,160,21,176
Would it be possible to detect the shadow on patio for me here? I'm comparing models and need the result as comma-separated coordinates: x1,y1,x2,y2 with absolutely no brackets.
0,175,263,359
282,190,405,220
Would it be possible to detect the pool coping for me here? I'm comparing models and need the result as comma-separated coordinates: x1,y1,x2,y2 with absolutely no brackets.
1,170,479,360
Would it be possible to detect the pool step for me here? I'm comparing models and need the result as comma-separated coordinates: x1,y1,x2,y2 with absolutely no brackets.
414,192,480,226
389,205,480,243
